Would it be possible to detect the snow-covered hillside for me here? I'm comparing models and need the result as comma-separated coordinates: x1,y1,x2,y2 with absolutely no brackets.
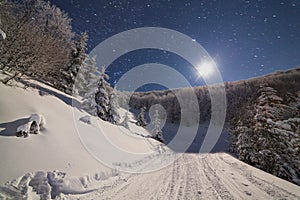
0,81,300,199
0,80,159,183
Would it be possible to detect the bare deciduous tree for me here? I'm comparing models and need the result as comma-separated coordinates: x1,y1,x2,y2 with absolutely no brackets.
0,0,75,88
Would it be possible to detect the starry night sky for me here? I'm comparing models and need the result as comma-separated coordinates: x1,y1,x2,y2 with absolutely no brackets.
49,0,299,89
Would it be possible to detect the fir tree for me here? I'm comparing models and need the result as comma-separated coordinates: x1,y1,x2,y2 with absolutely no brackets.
82,82,98,116
151,109,164,143
95,67,113,122
69,32,88,78
75,55,99,96
110,91,121,123
120,112,130,129
136,107,147,127
234,84,300,185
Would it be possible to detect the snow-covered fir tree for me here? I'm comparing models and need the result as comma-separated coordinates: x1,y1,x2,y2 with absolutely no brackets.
234,84,300,185
95,67,113,122
69,32,88,80
136,107,147,127
74,55,99,96
120,112,130,129
151,109,164,143
235,124,257,164
82,82,98,116
110,91,121,123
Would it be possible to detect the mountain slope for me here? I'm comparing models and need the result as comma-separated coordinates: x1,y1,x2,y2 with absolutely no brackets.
0,80,299,199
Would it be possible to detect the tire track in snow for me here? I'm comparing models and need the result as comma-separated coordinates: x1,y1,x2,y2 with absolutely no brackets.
172,156,188,199
199,156,235,200
208,154,272,199
217,153,300,199
148,163,173,199
165,156,181,199
181,155,204,200
5,153,299,199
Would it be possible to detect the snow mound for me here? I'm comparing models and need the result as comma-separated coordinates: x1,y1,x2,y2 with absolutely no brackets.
0,170,120,200
16,113,46,137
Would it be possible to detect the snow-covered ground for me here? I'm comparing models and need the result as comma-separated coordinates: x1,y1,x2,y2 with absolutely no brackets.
1,154,300,199
0,79,158,184
0,79,299,199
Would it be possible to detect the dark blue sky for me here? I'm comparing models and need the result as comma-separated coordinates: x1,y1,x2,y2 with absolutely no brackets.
49,0,299,88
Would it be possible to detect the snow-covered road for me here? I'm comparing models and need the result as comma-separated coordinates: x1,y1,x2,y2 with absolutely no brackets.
90,153,300,200
3,153,299,199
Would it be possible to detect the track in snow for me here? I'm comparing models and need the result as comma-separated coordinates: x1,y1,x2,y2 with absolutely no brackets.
1,153,300,200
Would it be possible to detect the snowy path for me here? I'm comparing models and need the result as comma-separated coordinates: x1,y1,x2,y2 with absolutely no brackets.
3,153,299,199
91,153,300,200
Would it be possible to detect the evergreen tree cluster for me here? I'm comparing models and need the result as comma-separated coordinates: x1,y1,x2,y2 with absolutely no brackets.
233,85,300,185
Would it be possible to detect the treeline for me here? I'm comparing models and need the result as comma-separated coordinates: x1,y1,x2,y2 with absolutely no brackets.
129,68,300,125
0,0,88,94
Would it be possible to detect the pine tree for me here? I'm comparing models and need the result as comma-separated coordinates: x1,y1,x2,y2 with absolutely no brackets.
235,124,257,164
152,109,164,143
95,67,113,122
82,82,98,116
69,32,88,78
75,55,99,96
110,91,121,123
136,107,147,127
235,84,300,185
120,112,130,129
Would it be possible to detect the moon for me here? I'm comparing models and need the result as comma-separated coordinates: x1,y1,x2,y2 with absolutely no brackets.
196,60,216,78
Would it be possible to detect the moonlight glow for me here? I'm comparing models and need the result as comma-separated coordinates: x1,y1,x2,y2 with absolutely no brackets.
197,60,216,78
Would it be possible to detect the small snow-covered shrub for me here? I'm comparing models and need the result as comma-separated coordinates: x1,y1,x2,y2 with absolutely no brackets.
16,114,46,137
28,114,46,134
16,123,31,137
29,114,46,128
